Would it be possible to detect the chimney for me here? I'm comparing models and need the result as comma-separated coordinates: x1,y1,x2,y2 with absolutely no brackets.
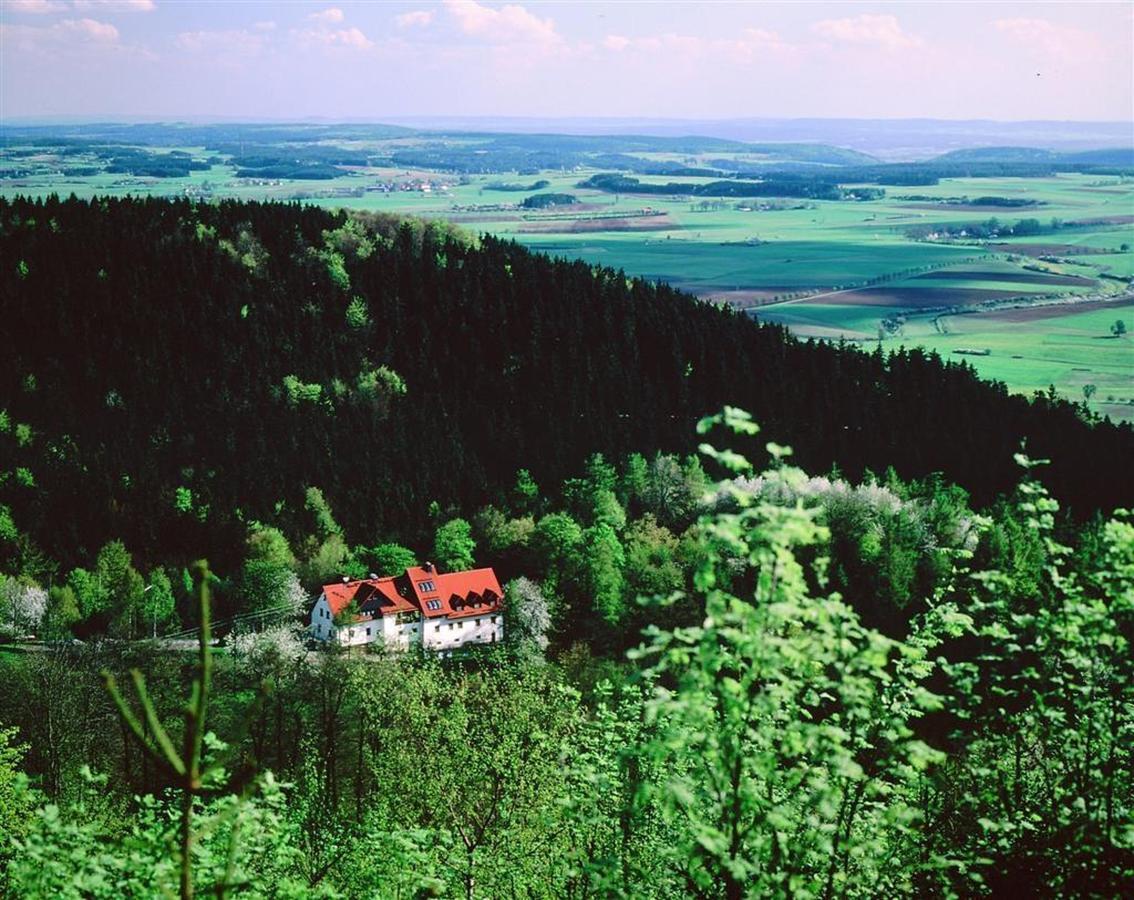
423,561,434,573
369,572,378,580
342,576,349,584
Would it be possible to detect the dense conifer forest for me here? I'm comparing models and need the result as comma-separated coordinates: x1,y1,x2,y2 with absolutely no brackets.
1,196,1130,578
1,196,1132,898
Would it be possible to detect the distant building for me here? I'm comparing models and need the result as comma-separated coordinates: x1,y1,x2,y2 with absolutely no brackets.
309,563,504,654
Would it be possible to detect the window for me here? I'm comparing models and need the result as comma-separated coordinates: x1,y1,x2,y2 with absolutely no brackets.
435,624,440,632
491,616,498,624
458,620,464,629
417,580,436,593
426,599,441,611
366,627,371,636
448,623,454,630
474,618,480,627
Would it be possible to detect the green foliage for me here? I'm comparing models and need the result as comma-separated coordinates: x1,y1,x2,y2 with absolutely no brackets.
353,364,406,411
43,584,80,638
359,659,579,897
558,681,677,894
8,775,312,899
95,561,296,899
301,533,350,588
624,514,684,598
281,375,326,410
237,559,304,621
0,726,35,880
173,486,194,515
304,487,342,541
930,481,1134,896
246,523,296,569
582,522,626,625
0,504,17,544
354,541,417,577
592,488,627,532
320,249,350,292
324,218,376,261
433,517,475,572
533,511,583,593
344,295,370,330
633,412,957,898
92,540,145,637
511,467,540,514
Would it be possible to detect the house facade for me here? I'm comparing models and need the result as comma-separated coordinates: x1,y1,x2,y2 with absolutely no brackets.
309,563,504,654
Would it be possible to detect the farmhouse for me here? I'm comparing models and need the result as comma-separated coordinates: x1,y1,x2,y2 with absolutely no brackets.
309,563,504,654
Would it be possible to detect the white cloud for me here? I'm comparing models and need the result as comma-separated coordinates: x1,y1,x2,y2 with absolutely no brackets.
993,18,1102,59
253,20,276,32
0,14,123,53
72,0,155,11
812,14,921,50
603,34,629,52
293,25,373,50
293,6,372,52
396,10,434,29
308,7,344,24
444,0,559,45
3,0,68,13
330,26,370,48
58,16,118,41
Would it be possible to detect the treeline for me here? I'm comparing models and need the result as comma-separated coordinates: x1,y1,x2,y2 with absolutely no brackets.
104,149,212,179
2,196,1131,586
907,215,1093,240
831,159,1134,186
578,172,884,201
1,418,1130,897
520,192,578,208
484,178,550,192
893,194,1042,207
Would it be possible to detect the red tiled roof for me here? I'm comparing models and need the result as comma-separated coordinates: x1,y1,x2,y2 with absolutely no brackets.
321,566,503,622
321,576,413,619
405,565,504,619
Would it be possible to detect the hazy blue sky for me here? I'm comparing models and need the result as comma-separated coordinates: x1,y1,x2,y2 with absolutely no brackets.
2,1,1131,122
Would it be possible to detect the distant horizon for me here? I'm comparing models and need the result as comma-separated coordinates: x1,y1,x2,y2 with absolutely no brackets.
4,114,1129,161
3,115,1133,127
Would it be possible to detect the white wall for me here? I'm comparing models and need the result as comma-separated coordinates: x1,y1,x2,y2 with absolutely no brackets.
309,596,503,652
422,613,504,652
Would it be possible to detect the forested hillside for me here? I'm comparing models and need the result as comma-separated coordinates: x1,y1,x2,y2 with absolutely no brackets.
2,196,1130,582
1,415,1130,898
1,197,1132,897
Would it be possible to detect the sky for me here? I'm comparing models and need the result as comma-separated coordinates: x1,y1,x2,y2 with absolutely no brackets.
1,1,1132,123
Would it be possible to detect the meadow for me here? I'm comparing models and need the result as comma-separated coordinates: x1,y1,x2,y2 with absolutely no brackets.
2,131,1131,417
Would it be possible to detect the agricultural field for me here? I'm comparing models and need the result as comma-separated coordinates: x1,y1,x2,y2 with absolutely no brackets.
2,125,1131,417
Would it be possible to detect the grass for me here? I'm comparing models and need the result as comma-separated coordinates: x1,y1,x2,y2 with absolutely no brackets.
906,302,1133,419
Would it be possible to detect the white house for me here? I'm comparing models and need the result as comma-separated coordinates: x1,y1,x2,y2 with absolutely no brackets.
309,563,504,654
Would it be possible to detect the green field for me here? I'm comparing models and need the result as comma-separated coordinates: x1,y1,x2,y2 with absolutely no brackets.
907,301,1134,419
3,136,1132,416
